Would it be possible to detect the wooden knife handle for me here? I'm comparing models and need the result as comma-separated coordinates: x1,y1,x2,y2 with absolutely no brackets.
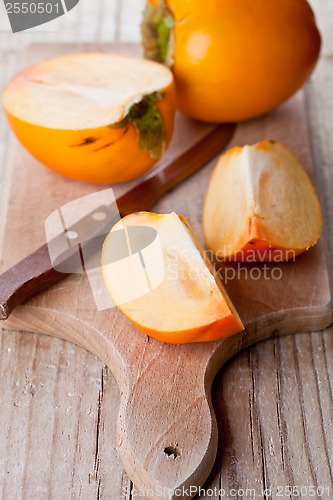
0,231,110,320
0,204,119,320
0,243,67,320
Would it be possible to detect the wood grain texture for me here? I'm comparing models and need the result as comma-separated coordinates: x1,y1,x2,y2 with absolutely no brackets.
0,1,332,499
1,43,332,497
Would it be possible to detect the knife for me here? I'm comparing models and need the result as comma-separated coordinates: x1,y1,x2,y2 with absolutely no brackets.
0,122,235,320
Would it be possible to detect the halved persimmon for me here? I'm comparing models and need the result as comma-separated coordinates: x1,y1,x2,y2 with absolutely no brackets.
203,141,322,262
3,53,175,183
101,212,244,344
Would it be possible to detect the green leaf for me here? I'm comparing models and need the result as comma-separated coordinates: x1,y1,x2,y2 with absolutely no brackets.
141,0,175,67
110,92,166,160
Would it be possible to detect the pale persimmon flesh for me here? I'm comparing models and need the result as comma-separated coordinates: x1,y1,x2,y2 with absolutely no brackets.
203,141,322,262
2,53,175,183
142,0,321,122
101,212,244,344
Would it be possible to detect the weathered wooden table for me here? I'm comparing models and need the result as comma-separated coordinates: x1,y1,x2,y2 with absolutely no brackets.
0,1,332,499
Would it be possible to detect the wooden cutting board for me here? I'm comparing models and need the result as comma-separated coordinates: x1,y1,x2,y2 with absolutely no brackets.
1,44,332,499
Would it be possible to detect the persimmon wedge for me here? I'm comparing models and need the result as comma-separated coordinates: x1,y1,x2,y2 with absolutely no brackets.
203,141,322,262
2,53,175,183
101,212,244,344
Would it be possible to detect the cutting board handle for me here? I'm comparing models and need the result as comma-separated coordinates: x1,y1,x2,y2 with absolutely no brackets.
114,339,221,499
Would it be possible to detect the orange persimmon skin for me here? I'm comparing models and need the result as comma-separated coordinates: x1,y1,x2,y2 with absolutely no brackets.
223,217,306,263
129,314,243,344
147,0,321,122
226,240,305,264
4,85,175,184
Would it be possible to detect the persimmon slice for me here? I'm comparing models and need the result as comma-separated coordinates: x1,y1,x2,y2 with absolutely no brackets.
203,141,322,262
101,212,244,344
2,53,175,183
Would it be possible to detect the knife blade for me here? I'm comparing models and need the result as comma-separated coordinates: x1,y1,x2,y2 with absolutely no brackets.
0,122,235,320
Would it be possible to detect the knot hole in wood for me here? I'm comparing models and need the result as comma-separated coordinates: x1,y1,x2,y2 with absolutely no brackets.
163,445,180,459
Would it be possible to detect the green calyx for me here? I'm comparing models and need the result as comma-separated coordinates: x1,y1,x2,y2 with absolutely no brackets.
141,0,175,67
111,92,166,160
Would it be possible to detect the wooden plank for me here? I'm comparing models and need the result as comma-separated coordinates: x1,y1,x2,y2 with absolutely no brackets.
0,330,128,500
120,0,145,43
309,1,333,57
213,331,333,500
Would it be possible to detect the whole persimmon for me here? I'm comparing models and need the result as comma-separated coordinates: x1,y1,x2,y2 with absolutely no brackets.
142,0,321,122
3,53,175,184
